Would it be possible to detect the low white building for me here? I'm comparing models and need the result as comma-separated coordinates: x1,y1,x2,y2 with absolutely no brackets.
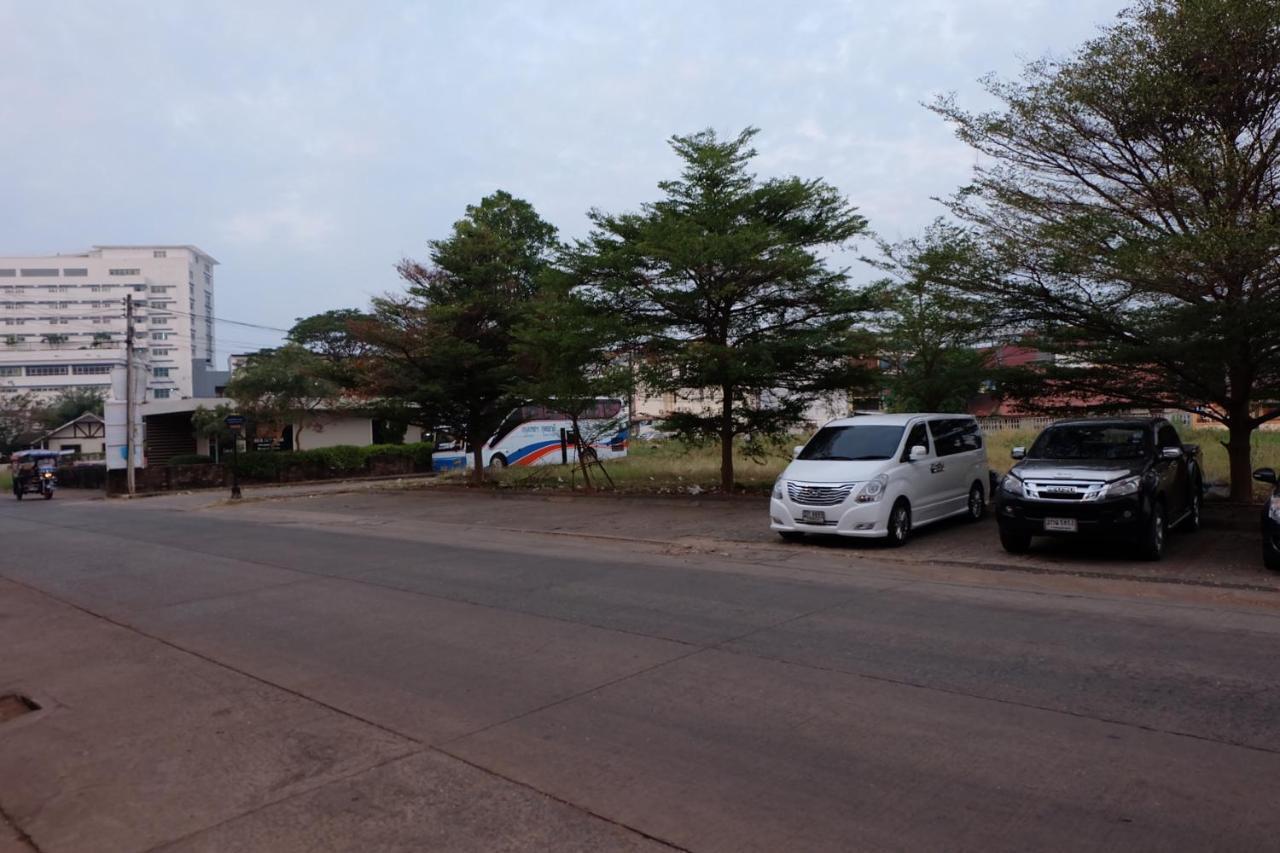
34,412,106,457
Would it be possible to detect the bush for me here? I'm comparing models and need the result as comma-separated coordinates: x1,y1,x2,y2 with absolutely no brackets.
226,441,435,482
167,454,213,466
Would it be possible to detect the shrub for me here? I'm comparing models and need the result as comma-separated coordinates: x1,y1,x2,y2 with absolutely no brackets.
166,454,213,466
225,441,436,482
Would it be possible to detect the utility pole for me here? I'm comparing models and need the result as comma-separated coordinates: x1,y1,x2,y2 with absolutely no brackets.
125,293,136,496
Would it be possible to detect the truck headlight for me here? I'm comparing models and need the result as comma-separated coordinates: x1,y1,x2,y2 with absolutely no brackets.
1104,475,1141,498
772,476,785,500
1000,474,1024,497
1269,495,1280,524
855,473,889,503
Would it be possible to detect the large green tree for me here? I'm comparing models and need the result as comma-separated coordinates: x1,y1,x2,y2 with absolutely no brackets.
224,344,342,450
40,387,105,429
287,309,373,387
933,0,1280,500
865,222,999,412
0,389,42,454
357,191,559,480
576,127,871,491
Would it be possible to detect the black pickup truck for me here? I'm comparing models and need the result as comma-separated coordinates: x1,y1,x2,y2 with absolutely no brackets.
995,417,1203,561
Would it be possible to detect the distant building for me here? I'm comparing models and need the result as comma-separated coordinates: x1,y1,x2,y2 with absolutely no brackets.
34,412,106,456
0,245,218,401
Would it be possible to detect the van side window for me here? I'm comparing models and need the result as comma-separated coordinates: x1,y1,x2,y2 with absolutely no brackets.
901,423,930,461
929,418,982,457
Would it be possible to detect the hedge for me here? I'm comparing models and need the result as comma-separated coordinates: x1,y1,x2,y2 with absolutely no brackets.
226,441,435,482
167,454,213,466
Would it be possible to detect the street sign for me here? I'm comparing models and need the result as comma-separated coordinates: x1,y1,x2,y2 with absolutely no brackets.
224,414,247,431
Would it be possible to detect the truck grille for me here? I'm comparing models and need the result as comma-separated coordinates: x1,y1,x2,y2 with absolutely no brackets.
1023,480,1106,501
787,483,855,506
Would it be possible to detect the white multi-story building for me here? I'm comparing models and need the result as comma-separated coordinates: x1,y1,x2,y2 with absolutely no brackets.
0,245,217,401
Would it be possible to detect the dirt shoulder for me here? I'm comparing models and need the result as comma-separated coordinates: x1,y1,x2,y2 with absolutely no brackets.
182,484,1280,593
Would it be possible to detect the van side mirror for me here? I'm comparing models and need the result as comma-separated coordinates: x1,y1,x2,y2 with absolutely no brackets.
1255,467,1278,484
1161,446,1183,459
908,445,928,462
793,445,804,458
1011,447,1026,460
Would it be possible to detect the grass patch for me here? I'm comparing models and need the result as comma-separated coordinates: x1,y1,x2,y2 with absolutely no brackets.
0,470,9,492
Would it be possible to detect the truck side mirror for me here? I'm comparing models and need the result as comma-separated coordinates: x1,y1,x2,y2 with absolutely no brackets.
1255,467,1278,484
793,445,804,458
1011,447,1026,460
1161,446,1183,459
909,445,928,462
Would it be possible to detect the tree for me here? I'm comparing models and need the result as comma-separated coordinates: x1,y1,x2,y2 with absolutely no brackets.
224,344,341,450
41,387,105,428
511,272,629,489
287,309,373,386
932,0,1280,500
356,191,559,481
865,222,999,412
191,403,235,460
576,127,872,491
0,390,42,454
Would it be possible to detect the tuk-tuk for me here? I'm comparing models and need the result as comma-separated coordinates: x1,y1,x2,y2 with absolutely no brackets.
9,450,68,500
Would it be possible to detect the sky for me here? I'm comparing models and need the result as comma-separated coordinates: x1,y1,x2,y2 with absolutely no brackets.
0,0,1126,359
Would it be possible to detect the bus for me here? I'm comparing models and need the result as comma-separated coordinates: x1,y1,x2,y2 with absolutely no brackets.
431,398,629,471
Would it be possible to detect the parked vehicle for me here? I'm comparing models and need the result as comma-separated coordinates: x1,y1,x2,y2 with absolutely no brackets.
995,417,1203,560
1252,467,1280,572
770,413,989,545
9,449,68,500
431,398,629,472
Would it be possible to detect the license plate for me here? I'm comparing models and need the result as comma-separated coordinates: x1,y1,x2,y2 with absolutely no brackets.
1044,517,1078,532
801,510,827,524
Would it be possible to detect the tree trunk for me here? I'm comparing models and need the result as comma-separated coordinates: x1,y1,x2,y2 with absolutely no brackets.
472,444,484,483
720,385,734,493
1225,412,1254,502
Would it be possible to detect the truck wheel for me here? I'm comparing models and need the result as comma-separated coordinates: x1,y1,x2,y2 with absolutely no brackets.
1138,502,1167,561
887,499,912,547
966,482,986,521
488,454,508,470
1179,487,1201,532
999,527,1031,554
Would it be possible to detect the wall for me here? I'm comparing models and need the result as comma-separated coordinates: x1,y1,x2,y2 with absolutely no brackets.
296,415,372,450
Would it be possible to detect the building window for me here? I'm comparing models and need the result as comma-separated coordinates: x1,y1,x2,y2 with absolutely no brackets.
153,367,171,378
72,364,113,375
63,268,88,277
153,388,171,399
0,269,13,277
20,268,59,277
150,286,171,293
0,367,20,377
151,332,168,340
152,347,170,356
26,365,69,377
153,250,167,258
151,317,168,325
109,268,140,276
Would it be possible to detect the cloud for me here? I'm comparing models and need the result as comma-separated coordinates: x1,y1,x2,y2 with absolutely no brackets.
219,197,337,250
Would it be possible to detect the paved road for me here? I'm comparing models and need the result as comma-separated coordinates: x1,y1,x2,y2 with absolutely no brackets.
1,491,1278,852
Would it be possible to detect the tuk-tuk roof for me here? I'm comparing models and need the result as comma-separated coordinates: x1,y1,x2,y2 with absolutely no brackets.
9,450,71,460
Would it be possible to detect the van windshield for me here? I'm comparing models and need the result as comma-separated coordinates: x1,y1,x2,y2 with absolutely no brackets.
798,425,905,461
1029,424,1150,460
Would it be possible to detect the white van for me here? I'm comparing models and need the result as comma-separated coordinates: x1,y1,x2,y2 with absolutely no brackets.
769,413,989,545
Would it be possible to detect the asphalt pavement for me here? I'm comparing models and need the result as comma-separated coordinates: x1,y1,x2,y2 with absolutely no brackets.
1,489,1278,851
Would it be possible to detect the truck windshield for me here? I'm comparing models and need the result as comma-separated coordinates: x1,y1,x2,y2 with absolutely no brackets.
1029,425,1150,460
798,425,905,461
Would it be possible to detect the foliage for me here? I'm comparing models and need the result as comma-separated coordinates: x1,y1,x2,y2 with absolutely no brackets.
355,190,559,481
224,344,343,450
191,403,235,444
167,454,213,466
510,271,629,489
575,127,873,490
0,390,42,454
225,442,435,481
931,0,1280,500
287,309,373,387
864,221,1000,412
41,387,105,428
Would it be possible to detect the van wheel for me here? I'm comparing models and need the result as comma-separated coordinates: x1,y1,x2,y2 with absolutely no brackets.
887,500,911,547
999,527,1031,554
1138,502,1167,561
778,531,805,543
966,482,986,521
488,454,508,470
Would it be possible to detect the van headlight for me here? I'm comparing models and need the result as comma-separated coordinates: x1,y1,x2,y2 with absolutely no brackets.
1104,475,1141,498
772,476,785,500
855,473,889,503
1269,495,1280,523
1000,474,1024,497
